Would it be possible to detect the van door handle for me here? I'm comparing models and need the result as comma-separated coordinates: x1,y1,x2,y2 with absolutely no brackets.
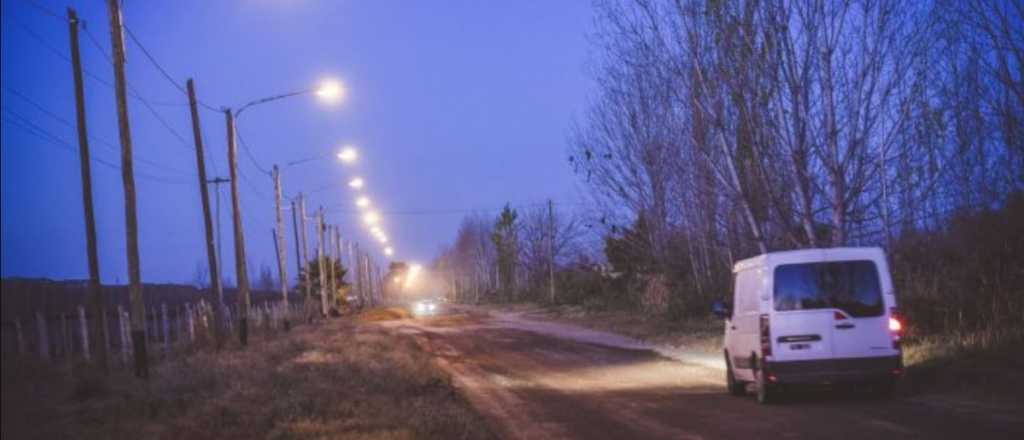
835,323,855,330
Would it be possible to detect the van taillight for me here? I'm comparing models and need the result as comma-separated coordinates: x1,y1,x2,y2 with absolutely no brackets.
889,307,903,349
759,314,772,358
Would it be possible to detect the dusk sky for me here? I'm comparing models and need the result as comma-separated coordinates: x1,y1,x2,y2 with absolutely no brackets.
1,0,595,284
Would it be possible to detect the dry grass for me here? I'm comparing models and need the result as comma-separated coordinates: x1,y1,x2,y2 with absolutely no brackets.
900,328,1024,399
1,320,493,440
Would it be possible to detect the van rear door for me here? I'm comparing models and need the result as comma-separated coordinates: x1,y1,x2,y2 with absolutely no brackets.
827,261,892,359
770,309,834,362
773,260,889,360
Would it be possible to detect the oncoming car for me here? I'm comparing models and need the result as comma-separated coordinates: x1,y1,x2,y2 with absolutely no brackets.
712,247,904,404
411,298,440,316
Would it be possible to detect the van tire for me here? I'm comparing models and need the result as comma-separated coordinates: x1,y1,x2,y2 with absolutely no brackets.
753,355,777,404
725,355,746,396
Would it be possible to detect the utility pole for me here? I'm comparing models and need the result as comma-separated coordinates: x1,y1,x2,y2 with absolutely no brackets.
548,199,555,304
298,194,311,319
326,225,335,316
224,110,251,346
105,0,147,379
317,208,328,317
68,7,108,373
208,177,229,295
272,165,289,328
186,79,224,345
335,228,342,306
353,243,363,304
291,199,302,277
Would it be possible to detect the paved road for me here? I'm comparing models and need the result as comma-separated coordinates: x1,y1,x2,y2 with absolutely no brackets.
385,306,1024,440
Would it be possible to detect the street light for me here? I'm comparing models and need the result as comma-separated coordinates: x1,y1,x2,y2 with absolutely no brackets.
384,247,394,256
363,211,380,225
315,79,344,103
337,146,357,163
356,196,370,208
348,177,364,189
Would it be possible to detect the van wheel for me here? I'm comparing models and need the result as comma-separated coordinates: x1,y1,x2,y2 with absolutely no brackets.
754,356,777,404
726,356,745,396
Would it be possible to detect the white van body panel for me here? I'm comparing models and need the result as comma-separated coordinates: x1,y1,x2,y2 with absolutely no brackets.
723,247,901,384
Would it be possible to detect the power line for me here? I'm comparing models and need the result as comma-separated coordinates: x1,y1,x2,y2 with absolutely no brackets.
121,23,220,112
1,113,191,186
323,201,586,217
1,86,195,177
234,124,272,176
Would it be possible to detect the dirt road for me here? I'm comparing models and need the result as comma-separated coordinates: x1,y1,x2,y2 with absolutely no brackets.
382,306,1024,440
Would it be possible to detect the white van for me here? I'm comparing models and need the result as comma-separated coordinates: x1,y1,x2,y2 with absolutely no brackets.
711,247,904,403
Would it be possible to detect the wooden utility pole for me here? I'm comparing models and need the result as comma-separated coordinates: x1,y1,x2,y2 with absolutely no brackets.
334,227,342,303
548,199,555,304
272,165,290,328
353,243,363,304
327,225,336,315
299,195,311,307
224,110,251,346
67,7,108,373
186,79,224,345
105,0,147,379
317,208,328,317
291,199,302,278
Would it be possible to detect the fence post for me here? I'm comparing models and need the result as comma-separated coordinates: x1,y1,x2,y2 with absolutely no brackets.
118,305,129,365
61,312,70,359
102,307,111,358
36,312,49,360
161,303,169,357
15,317,25,356
143,307,150,343
78,305,91,362
186,303,195,344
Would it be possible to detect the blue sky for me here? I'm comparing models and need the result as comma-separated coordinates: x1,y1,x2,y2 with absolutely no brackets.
1,0,595,284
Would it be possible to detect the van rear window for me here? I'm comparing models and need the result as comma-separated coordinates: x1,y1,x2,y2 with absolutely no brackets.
773,260,883,317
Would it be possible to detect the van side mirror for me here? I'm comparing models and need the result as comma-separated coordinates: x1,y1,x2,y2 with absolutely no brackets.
711,299,731,319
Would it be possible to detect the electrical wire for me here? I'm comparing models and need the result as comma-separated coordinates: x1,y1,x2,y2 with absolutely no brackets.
1,86,196,177
121,23,221,112
234,124,273,176
2,112,191,185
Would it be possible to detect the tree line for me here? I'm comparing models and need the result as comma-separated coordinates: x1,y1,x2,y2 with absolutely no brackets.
436,0,1022,335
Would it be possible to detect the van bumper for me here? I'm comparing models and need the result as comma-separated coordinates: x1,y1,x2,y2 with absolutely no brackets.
766,355,902,384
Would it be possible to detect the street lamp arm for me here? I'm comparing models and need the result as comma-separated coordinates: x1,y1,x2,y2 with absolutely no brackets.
234,89,312,118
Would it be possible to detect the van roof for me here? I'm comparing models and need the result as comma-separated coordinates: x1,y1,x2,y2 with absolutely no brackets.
732,247,885,273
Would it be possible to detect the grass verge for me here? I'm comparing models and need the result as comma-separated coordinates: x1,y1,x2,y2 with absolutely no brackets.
1,319,493,440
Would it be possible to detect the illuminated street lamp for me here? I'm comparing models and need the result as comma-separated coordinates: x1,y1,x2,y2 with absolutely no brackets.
363,211,380,225
348,177,364,189
315,79,344,103
356,196,370,208
384,247,394,256
336,146,358,163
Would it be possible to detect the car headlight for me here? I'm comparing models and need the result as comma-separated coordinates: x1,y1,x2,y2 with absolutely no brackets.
415,303,425,313
428,303,436,311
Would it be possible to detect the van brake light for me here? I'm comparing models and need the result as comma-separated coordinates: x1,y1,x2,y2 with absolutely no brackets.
888,317,902,332
759,314,772,358
889,307,903,350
